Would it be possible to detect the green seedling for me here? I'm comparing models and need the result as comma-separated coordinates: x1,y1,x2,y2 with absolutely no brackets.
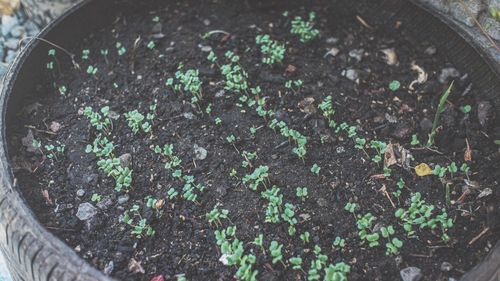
311,164,321,176
428,82,454,147
344,202,358,214
206,203,229,226
460,105,471,114
91,193,103,202
296,187,308,201
116,42,126,56
243,165,269,191
389,80,400,91
291,12,320,42
269,241,283,264
124,110,151,134
261,186,283,223
300,231,310,244
324,262,351,281
333,236,346,248
121,204,155,237
411,134,420,146
289,256,303,270
255,34,286,65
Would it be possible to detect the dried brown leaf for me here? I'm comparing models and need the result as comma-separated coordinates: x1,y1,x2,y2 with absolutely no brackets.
0,0,20,15
298,97,316,114
464,138,472,162
384,143,397,168
128,258,145,274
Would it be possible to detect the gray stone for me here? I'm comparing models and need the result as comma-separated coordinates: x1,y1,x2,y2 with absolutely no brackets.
76,203,97,221
336,146,345,154
348,48,364,62
76,189,86,197
480,15,500,41
10,26,25,38
342,69,359,82
438,67,460,84
449,1,484,27
118,194,130,205
5,50,17,63
194,144,208,160
1,15,18,36
400,267,423,281
103,261,114,275
477,100,494,127
183,112,195,120
419,117,433,132
424,46,437,56
215,90,226,98
97,198,113,210
326,37,339,44
4,38,19,50
316,198,328,207
119,153,132,167
441,261,453,272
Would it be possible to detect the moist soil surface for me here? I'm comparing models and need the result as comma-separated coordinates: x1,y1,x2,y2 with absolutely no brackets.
7,0,500,280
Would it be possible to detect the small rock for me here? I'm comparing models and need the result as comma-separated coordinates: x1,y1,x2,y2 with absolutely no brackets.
441,261,453,272
348,48,364,62
324,47,340,58
152,23,162,34
103,261,114,275
199,45,212,52
259,71,285,83
76,203,97,221
10,26,25,38
5,50,17,63
342,69,359,82
419,118,433,132
391,122,413,139
194,144,208,160
381,48,398,65
183,112,195,120
118,194,130,205
4,38,19,50
336,146,345,154
317,198,328,207
1,15,18,36
477,100,494,128
424,46,437,56
438,67,460,84
215,90,226,98
21,130,38,153
108,110,120,120
326,37,339,44
97,198,113,210
50,121,62,133
299,213,311,220
400,267,423,281
203,19,211,26
76,189,86,197
119,153,132,167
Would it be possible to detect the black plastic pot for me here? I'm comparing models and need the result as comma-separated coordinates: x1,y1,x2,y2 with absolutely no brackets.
0,0,498,280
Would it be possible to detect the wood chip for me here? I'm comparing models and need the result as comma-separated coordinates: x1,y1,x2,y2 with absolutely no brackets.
409,61,428,90
384,143,397,168
0,0,20,15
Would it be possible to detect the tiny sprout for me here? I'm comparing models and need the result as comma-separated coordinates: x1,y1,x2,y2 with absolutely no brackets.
152,16,160,22
296,187,308,200
460,105,472,114
215,117,222,125
86,65,98,75
310,164,321,176
289,257,302,270
147,41,156,49
226,134,236,143
389,80,401,91
333,236,346,248
410,134,420,146
252,234,265,251
207,51,218,63
269,241,283,264
344,202,358,213
91,193,102,202
58,85,67,95
432,165,447,178
300,231,310,243
81,49,90,60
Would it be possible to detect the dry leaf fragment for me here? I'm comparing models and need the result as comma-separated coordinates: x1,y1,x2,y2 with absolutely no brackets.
415,163,433,176
384,143,397,168
298,97,316,114
380,48,398,66
464,138,472,162
128,258,145,274
409,62,428,90
41,189,53,206
0,0,20,15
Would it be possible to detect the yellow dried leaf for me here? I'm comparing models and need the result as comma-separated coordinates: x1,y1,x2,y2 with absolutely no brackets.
0,0,20,15
415,163,433,176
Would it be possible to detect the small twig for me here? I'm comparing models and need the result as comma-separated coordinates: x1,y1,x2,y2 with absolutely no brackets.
457,0,500,52
379,185,396,209
19,36,80,69
356,15,374,30
468,227,490,245
25,125,57,135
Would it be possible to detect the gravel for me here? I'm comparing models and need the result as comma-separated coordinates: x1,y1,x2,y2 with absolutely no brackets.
76,202,98,220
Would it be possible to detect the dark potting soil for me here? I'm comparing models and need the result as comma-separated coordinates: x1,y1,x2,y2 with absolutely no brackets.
7,0,500,280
